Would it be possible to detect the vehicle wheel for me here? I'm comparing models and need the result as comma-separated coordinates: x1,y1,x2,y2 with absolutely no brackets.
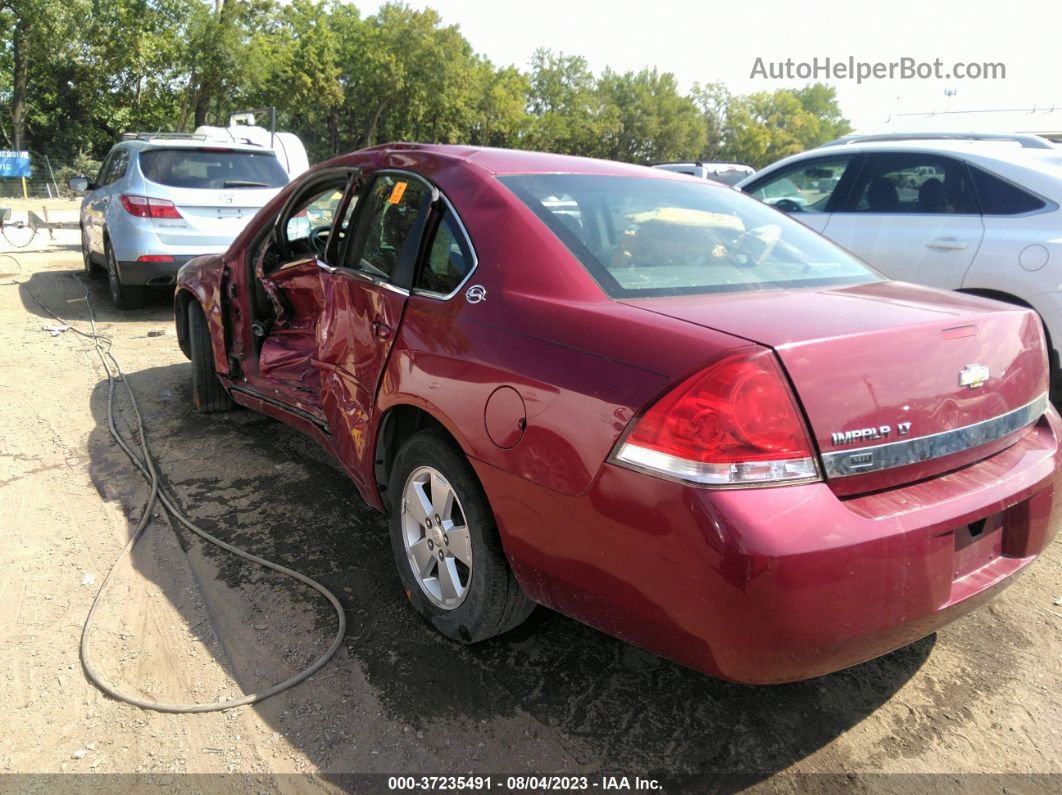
104,236,144,310
389,428,535,643
187,301,234,413
81,225,103,279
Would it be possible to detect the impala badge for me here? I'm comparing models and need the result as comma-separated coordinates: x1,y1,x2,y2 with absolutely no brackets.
959,364,989,389
465,284,487,304
831,420,912,446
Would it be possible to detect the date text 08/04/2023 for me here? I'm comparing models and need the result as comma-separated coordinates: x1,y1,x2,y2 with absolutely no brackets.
387,774,663,791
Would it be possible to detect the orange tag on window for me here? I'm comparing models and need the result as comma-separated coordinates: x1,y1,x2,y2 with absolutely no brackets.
388,181,408,204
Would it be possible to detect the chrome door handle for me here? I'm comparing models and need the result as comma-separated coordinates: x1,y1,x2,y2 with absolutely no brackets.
926,238,968,251
316,259,337,273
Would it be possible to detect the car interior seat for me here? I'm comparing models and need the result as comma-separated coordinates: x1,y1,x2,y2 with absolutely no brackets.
918,178,948,213
866,177,900,212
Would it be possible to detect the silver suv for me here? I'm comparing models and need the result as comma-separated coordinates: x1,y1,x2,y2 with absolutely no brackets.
72,134,289,309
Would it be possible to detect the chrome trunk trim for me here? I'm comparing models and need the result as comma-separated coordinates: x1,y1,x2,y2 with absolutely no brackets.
822,393,1047,478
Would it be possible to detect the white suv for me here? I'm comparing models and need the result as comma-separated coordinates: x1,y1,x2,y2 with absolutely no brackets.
72,134,290,309
737,133,1062,385
652,161,755,185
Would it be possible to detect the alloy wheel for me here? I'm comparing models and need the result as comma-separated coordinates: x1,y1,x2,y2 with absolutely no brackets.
401,465,473,610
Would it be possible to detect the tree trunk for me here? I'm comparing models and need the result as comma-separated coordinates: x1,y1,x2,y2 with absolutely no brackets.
191,0,232,130
11,14,31,150
363,102,387,148
328,107,339,156
193,93,211,128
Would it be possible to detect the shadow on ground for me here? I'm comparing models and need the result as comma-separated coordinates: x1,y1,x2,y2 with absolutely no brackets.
16,267,173,322
77,357,949,782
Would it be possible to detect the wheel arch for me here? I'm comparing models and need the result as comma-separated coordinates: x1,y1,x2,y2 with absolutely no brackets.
174,257,229,376
373,402,467,511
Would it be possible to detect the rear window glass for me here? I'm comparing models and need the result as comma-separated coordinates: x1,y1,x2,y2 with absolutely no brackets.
139,148,289,190
708,169,752,186
499,174,880,298
970,168,1046,215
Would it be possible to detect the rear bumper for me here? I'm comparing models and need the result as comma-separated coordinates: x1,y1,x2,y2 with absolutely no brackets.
117,256,203,286
106,213,230,285
474,408,1062,684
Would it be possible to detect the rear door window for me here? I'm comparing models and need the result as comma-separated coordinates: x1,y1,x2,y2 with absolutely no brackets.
109,150,130,183
139,148,289,189
970,167,1046,214
97,150,126,186
415,209,474,296
842,153,978,214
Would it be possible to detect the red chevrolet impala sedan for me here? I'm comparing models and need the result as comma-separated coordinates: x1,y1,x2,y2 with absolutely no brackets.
174,144,1061,683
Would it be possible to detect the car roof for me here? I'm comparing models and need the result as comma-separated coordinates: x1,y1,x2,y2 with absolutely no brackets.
117,138,277,155
737,138,1062,189
798,138,1057,164
355,143,675,178
652,161,753,168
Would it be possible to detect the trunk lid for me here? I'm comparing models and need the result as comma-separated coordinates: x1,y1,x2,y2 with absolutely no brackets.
620,281,1048,494
146,184,279,247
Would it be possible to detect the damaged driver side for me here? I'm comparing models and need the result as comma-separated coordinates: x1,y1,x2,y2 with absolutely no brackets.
250,171,359,402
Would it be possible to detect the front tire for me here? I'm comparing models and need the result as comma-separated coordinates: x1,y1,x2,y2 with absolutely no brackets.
187,301,234,413
389,428,534,643
104,236,144,310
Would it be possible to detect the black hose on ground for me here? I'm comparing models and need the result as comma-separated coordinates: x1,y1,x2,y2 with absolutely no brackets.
7,259,346,713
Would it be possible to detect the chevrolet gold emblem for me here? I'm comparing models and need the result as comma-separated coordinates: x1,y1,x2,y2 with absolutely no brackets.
959,364,989,389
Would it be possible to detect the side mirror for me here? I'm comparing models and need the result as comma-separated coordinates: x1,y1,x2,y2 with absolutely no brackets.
68,176,90,193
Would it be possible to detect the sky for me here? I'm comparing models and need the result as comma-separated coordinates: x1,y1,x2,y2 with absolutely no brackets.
357,0,1061,132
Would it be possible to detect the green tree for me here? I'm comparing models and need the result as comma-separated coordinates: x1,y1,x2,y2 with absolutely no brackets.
1,1,854,173
467,61,530,148
76,0,196,147
179,0,271,130
690,81,731,161
525,48,610,156
596,67,704,163
246,0,347,160
720,84,852,167
0,0,81,150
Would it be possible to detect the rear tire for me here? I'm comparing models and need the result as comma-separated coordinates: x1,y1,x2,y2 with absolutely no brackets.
104,236,144,310
389,428,535,644
188,301,234,413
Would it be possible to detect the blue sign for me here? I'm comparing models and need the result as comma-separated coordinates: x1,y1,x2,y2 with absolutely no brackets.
0,151,32,178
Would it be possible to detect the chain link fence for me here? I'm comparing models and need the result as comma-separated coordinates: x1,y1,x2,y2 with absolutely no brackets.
0,150,102,200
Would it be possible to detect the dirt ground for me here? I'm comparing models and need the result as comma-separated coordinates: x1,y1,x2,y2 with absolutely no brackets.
1,231,1060,792
1,197,81,213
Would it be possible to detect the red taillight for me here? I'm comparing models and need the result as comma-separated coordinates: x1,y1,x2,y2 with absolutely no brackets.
614,348,820,486
119,194,183,219
136,255,174,262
